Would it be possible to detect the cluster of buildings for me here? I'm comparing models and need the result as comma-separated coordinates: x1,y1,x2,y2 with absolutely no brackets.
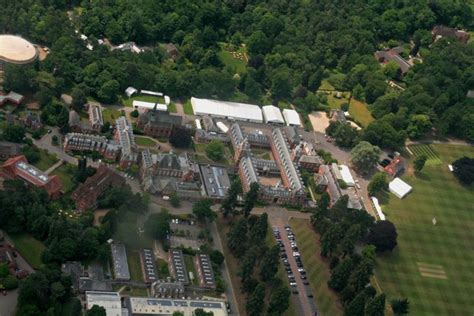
230,123,321,206
85,291,228,316
69,102,104,133
65,115,137,168
315,163,363,210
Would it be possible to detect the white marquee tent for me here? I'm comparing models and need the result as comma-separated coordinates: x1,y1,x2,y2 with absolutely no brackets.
191,97,263,123
389,177,412,199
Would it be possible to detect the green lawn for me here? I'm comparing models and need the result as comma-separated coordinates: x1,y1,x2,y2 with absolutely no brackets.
348,99,374,127
9,233,45,269
168,102,177,113
194,143,231,165
135,136,157,147
218,44,247,74
32,149,59,171
127,250,144,282
289,218,344,316
184,255,198,285
375,144,474,316
183,100,194,115
102,108,122,124
51,163,76,192
319,79,335,90
327,94,349,110
409,144,442,166
122,95,165,108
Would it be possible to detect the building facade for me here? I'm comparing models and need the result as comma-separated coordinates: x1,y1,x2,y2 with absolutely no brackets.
64,133,120,160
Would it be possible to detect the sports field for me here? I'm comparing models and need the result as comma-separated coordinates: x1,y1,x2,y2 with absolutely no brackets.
376,144,474,315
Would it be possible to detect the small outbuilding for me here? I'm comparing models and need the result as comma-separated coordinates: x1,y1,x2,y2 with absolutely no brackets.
389,177,412,199
125,86,138,97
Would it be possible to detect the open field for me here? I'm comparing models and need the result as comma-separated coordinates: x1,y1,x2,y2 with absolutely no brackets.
289,218,344,316
51,163,76,192
9,233,45,269
327,94,349,110
135,136,157,147
32,149,59,171
376,144,474,315
122,95,165,108
348,99,374,127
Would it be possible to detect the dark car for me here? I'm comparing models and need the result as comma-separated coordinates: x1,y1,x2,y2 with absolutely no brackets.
292,290,299,294
301,275,307,279
308,293,314,298
303,281,310,285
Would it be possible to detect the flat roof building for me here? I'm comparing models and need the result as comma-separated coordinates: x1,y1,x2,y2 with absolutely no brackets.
140,248,157,284
194,253,215,289
262,105,284,124
125,297,228,316
199,164,231,200
111,243,130,281
85,291,124,316
169,249,188,285
282,109,302,126
191,97,263,123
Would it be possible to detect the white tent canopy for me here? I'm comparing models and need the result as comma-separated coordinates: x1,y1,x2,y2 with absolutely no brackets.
389,177,412,199
371,197,385,220
262,105,284,124
191,97,263,123
282,109,302,126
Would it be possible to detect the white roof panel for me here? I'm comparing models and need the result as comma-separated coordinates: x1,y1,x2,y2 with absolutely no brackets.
339,165,355,186
389,177,412,199
282,109,302,126
262,105,284,124
191,97,262,123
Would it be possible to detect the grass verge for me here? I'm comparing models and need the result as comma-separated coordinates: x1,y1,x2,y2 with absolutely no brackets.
127,250,144,282
183,100,194,115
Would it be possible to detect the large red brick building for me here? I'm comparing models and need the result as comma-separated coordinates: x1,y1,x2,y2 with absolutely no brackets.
0,155,62,199
71,165,125,212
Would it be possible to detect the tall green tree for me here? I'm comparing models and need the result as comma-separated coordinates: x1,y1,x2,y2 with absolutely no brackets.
413,154,428,173
246,283,266,316
243,182,259,218
192,199,216,222
365,294,386,316
391,298,409,315
368,172,388,196
227,218,248,258
350,141,381,174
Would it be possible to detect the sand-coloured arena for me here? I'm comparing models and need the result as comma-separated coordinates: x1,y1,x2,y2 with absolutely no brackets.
0,35,38,64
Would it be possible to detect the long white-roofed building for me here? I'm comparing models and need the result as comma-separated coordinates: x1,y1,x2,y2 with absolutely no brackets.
262,105,284,124
282,109,302,127
191,97,263,123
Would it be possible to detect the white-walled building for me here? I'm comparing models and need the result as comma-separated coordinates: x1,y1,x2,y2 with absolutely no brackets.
132,101,167,112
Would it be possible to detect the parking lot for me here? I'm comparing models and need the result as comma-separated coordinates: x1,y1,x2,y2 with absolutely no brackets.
272,220,318,316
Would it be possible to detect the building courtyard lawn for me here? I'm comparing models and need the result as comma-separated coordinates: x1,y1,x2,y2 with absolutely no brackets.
102,108,122,124
32,149,59,171
375,144,474,315
135,136,157,147
289,218,343,316
9,233,45,269
127,250,144,282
